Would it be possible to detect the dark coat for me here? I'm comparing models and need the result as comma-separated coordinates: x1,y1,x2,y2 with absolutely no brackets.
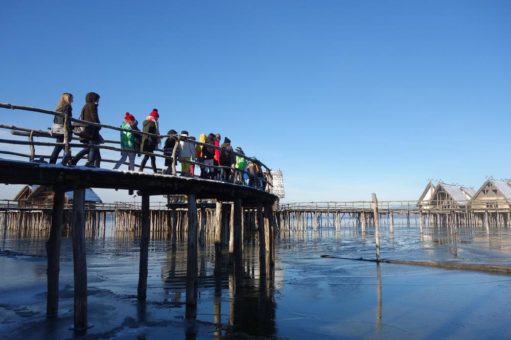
141,119,158,152
220,143,235,166
79,92,101,142
203,134,216,160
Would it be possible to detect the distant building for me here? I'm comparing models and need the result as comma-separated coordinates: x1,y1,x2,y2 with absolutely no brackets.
14,185,102,208
470,179,511,211
417,181,436,211
269,169,285,199
429,182,475,210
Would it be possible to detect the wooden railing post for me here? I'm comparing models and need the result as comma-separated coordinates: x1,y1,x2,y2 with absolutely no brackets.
71,188,87,332
137,194,150,301
46,188,65,318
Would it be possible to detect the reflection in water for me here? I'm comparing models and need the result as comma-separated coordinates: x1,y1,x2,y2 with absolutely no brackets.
3,215,511,338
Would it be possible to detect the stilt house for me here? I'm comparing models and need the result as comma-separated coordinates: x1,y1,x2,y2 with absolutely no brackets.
429,182,475,210
14,185,102,208
417,181,436,211
470,179,511,211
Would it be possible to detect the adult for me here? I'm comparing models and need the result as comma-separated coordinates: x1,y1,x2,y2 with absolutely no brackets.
49,92,73,164
163,129,178,174
234,146,247,184
139,109,160,173
220,137,235,182
202,133,216,179
179,130,196,176
70,92,102,167
113,112,137,171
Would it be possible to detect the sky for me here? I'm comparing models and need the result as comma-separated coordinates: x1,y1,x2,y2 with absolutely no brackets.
1,0,510,203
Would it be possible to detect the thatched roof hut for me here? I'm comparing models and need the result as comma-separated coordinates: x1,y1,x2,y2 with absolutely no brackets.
429,182,475,210
417,181,436,211
15,185,102,208
470,179,511,211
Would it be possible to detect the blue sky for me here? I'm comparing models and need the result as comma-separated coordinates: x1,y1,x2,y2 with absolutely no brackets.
1,0,510,202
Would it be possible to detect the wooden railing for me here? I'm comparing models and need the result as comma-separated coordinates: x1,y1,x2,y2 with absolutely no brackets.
0,101,273,192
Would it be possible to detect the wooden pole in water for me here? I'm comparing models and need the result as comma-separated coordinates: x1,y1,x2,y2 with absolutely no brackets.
71,188,87,332
186,194,198,319
199,205,206,247
372,193,381,261
46,189,65,318
257,203,266,276
137,194,150,301
214,201,222,272
233,199,243,287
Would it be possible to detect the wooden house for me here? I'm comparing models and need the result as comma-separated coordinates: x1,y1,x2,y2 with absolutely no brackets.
469,179,511,211
429,182,475,210
417,181,436,211
15,185,102,208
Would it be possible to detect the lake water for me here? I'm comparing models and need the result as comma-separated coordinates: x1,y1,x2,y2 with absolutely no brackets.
1,219,511,339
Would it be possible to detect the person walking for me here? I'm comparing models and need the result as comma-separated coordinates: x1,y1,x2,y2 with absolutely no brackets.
139,109,160,173
113,112,137,171
179,130,196,176
49,92,73,164
202,133,216,179
70,92,102,167
163,129,178,174
234,146,247,184
220,137,235,182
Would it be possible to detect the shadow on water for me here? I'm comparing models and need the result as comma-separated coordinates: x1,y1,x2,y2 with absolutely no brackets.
1,214,511,338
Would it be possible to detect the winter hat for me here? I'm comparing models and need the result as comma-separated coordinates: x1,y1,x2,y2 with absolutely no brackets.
124,112,134,121
235,146,243,153
167,129,177,135
149,109,159,118
180,130,189,136
224,137,231,144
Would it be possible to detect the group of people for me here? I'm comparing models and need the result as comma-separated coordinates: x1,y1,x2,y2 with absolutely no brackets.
49,92,268,190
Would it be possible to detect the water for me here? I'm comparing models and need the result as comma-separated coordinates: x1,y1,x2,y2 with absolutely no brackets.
1,222,511,339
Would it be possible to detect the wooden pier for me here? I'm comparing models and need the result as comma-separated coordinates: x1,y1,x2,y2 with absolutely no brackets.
0,101,279,333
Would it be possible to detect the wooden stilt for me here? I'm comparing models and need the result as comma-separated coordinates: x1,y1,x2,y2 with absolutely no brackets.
137,194,150,301
372,193,381,261
46,189,65,318
233,199,243,287
186,194,198,319
71,188,87,332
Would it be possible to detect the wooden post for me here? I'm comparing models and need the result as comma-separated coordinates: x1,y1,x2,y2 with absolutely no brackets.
46,189,65,318
199,205,206,247
214,201,223,272
372,193,381,261
389,210,394,234
233,199,243,287
71,189,87,332
186,194,198,319
137,194,150,301
229,203,234,256
264,205,272,276
257,203,266,276
361,212,366,233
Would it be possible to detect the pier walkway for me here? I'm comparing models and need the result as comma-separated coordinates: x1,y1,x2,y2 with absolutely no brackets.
0,101,278,333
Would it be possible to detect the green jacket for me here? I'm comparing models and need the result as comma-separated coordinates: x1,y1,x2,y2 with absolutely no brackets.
235,154,247,170
120,121,134,150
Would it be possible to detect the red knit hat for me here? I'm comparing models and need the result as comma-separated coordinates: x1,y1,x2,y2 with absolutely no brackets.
149,109,159,118
125,112,134,121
